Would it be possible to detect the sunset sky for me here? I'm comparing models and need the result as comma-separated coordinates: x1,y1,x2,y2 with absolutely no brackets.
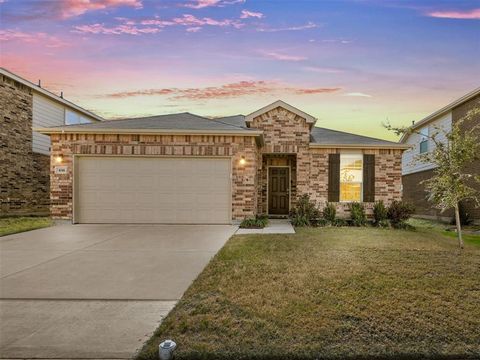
1,0,479,140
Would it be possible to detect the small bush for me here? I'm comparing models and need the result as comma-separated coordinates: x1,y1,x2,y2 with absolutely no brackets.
349,202,367,226
290,194,320,227
322,203,336,223
333,218,348,227
373,200,388,227
240,215,269,229
388,200,415,228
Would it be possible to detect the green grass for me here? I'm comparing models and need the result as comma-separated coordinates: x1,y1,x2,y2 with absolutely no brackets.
408,218,480,247
137,224,480,360
0,217,54,237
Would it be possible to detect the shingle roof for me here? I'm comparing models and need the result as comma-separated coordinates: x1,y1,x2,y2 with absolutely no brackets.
213,115,247,128
310,127,404,147
44,112,254,132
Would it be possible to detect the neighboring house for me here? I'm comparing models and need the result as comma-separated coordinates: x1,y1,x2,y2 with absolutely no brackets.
400,88,480,223
37,100,408,224
0,68,102,216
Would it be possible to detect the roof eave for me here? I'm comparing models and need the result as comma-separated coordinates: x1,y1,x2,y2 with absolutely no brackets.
309,143,411,150
1,67,104,122
34,127,264,136
401,87,480,143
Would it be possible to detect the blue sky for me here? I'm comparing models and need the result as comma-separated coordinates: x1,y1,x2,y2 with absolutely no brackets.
1,0,479,139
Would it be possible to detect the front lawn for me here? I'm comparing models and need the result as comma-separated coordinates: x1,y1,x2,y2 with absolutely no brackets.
0,217,54,237
138,225,480,360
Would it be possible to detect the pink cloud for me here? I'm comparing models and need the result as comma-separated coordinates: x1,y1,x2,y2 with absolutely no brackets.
0,30,68,48
182,0,245,9
240,10,264,19
257,21,318,32
262,51,307,62
103,81,341,100
75,14,244,35
60,0,143,19
73,23,160,35
426,8,480,19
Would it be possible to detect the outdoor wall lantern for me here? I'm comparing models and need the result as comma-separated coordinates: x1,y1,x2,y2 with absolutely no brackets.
239,155,246,166
55,155,63,164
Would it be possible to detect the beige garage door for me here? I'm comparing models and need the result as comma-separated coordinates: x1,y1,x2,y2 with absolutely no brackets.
75,157,231,224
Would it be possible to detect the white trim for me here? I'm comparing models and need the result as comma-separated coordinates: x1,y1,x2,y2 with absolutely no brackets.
310,143,410,150
245,100,317,124
400,87,480,143
35,127,263,136
266,165,291,216
1,67,104,122
72,155,233,224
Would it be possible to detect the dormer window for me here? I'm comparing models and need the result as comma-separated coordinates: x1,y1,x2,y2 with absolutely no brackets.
419,127,428,154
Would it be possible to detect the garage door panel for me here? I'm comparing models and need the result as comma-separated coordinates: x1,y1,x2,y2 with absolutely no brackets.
76,157,231,224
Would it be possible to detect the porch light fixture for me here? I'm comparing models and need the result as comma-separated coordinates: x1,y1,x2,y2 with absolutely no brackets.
239,156,246,166
55,155,63,164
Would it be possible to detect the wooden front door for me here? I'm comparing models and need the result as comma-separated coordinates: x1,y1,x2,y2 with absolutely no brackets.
268,167,290,215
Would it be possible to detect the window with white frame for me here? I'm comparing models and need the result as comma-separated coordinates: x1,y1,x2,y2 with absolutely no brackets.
419,126,428,154
340,154,363,202
65,110,91,125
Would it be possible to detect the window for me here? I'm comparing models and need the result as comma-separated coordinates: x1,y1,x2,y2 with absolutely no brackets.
65,110,91,125
340,154,363,202
419,127,428,154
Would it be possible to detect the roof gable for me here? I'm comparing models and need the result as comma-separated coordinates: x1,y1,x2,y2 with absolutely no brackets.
245,100,317,125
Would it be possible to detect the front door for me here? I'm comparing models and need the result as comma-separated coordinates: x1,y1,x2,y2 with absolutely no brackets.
268,167,289,215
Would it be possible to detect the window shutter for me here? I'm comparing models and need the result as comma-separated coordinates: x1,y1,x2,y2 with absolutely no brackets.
328,153,340,202
363,154,375,202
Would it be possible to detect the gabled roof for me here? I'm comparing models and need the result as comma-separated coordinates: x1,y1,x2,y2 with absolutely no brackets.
245,100,317,125
400,87,480,143
1,67,103,122
36,112,262,136
310,127,409,149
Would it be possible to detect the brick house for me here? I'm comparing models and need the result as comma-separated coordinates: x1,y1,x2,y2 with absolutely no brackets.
401,88,480,224
0,68,102,216
37,100,408,224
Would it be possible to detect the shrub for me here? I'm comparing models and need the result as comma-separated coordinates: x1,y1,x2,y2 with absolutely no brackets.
322,203,336,223
290,194,320,227
387,200,415,228
349,202,367,226
333,218,348,227
240,215,269,229
373,200,389,227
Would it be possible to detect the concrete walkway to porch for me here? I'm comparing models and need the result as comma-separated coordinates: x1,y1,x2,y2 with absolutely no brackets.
235,219,295,235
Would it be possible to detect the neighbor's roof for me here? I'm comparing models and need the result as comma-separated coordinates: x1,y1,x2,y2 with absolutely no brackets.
35,112,262,135
0,67,103,122
400,87,480,143
245,100,317,125
310,127,409,149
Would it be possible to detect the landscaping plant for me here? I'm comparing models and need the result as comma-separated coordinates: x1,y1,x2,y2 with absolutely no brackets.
386,107,480,248
387,200,415,229
349,202,367,226
240,215,268,229
290,194,320,227
322,203,336,223
373,200,389,227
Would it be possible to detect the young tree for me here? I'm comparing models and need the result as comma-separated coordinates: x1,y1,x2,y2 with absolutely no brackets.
386,107,480,249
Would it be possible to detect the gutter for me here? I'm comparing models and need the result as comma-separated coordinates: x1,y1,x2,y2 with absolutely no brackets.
309,143,411,150
34,127,264,136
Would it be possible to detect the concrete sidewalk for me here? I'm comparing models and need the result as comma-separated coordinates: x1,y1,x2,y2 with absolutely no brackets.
235,219,295,234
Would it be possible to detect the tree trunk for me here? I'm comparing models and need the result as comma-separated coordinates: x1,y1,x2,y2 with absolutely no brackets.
454,203,464,249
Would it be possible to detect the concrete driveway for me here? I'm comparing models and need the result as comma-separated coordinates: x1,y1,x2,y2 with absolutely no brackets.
0,223,237,359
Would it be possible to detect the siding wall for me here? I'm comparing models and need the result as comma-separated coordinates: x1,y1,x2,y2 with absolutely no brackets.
402,112,452,175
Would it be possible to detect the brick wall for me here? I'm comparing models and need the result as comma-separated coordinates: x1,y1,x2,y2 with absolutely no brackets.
309,148,403,217
0,75,49,216
251,107,311,213
49,133,258,221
